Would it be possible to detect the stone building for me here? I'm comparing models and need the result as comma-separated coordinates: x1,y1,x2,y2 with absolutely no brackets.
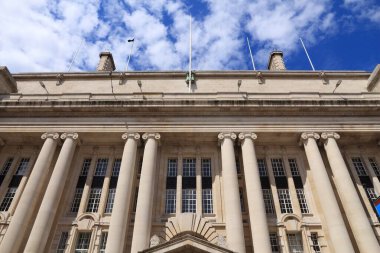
0,51,379,253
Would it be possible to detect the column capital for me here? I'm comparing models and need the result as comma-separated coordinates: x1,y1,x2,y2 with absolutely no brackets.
300,132,320,146
142,133,160,141
218,132,237,140
321,132,340,140
41,132,59,140
238,132,257,141
122,132,141,141
60,132,79,140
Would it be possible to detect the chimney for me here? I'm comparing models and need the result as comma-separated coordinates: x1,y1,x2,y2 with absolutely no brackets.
267,51,286,71
97,52,116,71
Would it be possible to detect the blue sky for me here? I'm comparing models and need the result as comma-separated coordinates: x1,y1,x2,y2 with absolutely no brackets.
0,0,379,73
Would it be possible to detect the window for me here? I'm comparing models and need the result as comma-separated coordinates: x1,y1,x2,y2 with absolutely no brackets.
71,188,83,213
112,159,121,177
278,189,293,213
271,158,285,177
270,233,280,253
310,233,321,253
80,159,92,176
351,157,367,176
257,158,267,176
201,158,211,177
183,158,196,177
56,231,69,253
365,188,378,202
202,189,213,213
99,232,107,253
288,159,300,176
0,187,17,211
182,189,196,213
167,159,177,177
86,188,102,212
239,187,245,212
263,189,275,214
296,189,309,214
0,157,14,176
75,232,91,253
94,158,108,176
165,189,176,214
104,188,116,213
15,158,30,175
287,233,304,253
368,158,380,176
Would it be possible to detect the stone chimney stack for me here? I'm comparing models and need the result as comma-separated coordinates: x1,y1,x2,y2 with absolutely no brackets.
267,51,286,71
97,52,116,71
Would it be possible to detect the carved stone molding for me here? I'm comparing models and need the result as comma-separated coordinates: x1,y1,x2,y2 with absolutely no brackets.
321,132,340,140
60,132,79,140
122,132,141,141
300,132,320,146
142,133,161,141
218,132,237,146
41,132,59,140
238,132,257,141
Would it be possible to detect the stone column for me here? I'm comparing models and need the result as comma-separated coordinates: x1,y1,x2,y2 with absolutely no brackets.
130,133,160,253
239,133,271,253
105,133,140,253
218,133,246,253
321,132,380,252
0,133,59,253
300,133,355,253
24,133,78,253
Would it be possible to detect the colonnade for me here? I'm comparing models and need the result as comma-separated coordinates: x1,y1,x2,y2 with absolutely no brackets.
0,131,379,253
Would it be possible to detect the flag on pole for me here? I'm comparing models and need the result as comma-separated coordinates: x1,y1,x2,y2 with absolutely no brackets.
375,196,380,217
128,38,135,42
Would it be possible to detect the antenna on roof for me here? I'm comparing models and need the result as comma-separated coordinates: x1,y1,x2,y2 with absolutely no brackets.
67,39,84,72
246,37,256,71
125,37,135,71
299,37,315,71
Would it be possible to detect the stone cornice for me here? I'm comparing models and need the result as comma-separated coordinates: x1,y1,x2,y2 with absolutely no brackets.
0,67,17,93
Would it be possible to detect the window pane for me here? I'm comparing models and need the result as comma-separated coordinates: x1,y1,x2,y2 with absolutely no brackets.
15,158,30,175
99,232,108,253
0,187,17,211
167,159,177,177
278,189,293,213
165,189,176,214
201,158,211,177
351,157,367,176
270,233,280,253
257,158,267,177
94,158,108,176
0,157,14,176
75,232,91,253
80,159,92,176
183,158,196,177
202,189,213,213
182,189,196,213
56,231,69,253
71,188,83,213
287,233,304,253
288,159,300,176
365,187,378,202
296,189,309,214
368,158,380,176
310,233,321,253
112,159,121,177
271,158,285,177
263,189,275,214
86,188,102,212
105,188,116,213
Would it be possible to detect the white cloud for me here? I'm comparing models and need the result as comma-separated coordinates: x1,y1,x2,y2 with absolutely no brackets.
343,0,380,24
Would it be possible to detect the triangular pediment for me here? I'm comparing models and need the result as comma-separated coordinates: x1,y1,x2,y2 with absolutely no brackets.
141,233,233,253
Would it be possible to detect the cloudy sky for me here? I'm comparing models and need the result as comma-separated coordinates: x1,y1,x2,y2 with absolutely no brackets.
0,0,379,73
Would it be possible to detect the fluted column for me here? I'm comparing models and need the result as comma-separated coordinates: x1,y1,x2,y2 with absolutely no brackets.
321,132,380,252
300,133,355,253
239,133,271,253
24,133,78,253
218,132,246,253
131,133,160,253
0,133,59,253
105,133,140,253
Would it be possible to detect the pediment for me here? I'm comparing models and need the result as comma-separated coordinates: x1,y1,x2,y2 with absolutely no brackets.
141,233,233,253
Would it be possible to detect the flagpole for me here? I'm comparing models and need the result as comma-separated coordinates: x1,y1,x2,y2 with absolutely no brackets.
299,37,315,71
126,38,135,71
189,15,192,93
246,37,256,71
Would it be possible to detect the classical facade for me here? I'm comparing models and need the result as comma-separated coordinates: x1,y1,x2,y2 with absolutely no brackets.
0,52,379,253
